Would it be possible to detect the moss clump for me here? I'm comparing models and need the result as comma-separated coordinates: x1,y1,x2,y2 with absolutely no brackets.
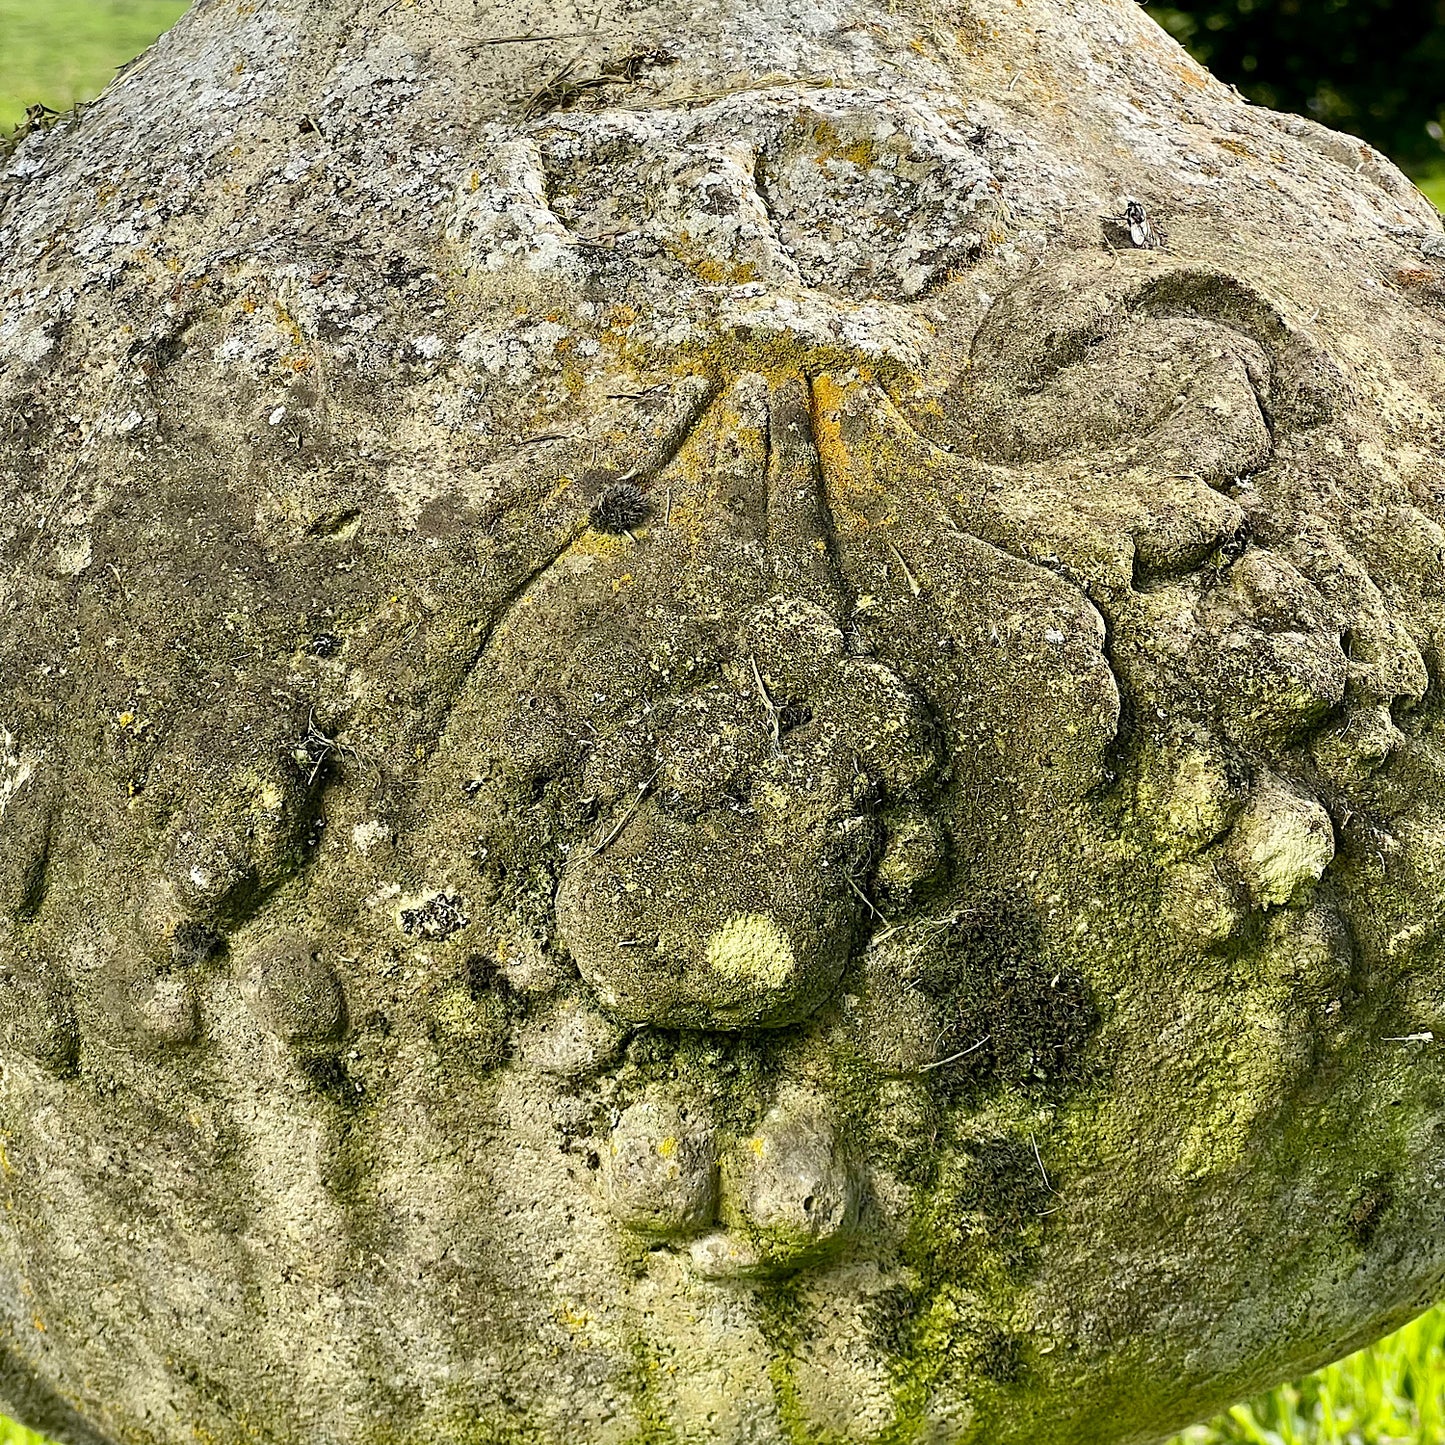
613,1027,780,1133
428,957,527,1071
918,902,1098,1095
908,1135,1052,1290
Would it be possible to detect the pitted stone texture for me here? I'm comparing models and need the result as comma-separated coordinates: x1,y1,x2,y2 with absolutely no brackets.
691,1095,860,1278
1226,775,1337,909
603,1098,718,1237
128,970,202,1047
457,91,997,303
238,935,347,1045
518,997,627,1078
3,0,1445,1441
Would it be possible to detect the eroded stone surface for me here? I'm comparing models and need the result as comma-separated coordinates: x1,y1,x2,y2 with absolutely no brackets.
1,0,1445,1442
603,1097,718,1236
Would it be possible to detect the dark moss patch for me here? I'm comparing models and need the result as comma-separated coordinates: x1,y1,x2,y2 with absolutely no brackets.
297,1051,367,1109
875,1283,1030,1442
400,891,470,941
590,479,651,534
918,901,1097,1095
1344,1175,1394,1248
170,919,224,967
909,1134,1053,1289
615,1026,779,1131
864,1282,923,1357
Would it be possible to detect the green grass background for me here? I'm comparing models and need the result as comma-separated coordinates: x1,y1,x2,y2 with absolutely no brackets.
2,4,1445,1445
0,0,189,132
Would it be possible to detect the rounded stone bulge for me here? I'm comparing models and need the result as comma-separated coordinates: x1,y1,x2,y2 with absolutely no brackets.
556,806,859,1029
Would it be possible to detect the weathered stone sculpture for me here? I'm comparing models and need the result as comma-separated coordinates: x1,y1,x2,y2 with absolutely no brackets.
2,0,1444,1440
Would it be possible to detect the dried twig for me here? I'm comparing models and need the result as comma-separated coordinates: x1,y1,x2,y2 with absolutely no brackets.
846,873,890,927
594,768,660,854
884,536,922,597
750,655,780,751
1030,1132,1060,1195
468,30,604,47
919,1034,991,1072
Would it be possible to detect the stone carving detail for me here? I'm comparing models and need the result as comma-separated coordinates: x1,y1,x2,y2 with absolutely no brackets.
452,92,998,301
2,2,1445,1439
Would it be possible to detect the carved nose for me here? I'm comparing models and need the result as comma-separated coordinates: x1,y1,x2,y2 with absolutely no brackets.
556,807,859,1030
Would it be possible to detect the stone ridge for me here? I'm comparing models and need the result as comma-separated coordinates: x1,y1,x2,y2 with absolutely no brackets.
0,1,1444,1443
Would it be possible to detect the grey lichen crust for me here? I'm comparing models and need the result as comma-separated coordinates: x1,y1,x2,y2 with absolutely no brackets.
1,0,1445,1441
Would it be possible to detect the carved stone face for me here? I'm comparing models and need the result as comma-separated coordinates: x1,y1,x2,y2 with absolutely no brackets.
2,4,1445,1443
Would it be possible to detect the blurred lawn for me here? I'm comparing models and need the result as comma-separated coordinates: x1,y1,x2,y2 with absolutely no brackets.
0,0,188,132
0,1420,47,1445
1170,1306,1445,1444
2,4,1445,1445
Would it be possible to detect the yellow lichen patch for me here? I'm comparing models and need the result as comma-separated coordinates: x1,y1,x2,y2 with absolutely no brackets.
805,117,877,169
432,987,486,1041
808,373,858,495
811,372,947,536
1216,136,1255,160
667,236,759,286
556,1302,592,1335
568,528,629,561
543,474,576,508
705,913,796,988
271,300,308,354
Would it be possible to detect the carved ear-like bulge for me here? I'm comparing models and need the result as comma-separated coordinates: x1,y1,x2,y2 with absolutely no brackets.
0,932,79,1076
694,1094,861,1278
1137,336,1275,485
1342,504,1445,685
962,258,1341,432
126,966,202,1049
602,1097,718,1239
1222,772,1337,911
958,321,1271,474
